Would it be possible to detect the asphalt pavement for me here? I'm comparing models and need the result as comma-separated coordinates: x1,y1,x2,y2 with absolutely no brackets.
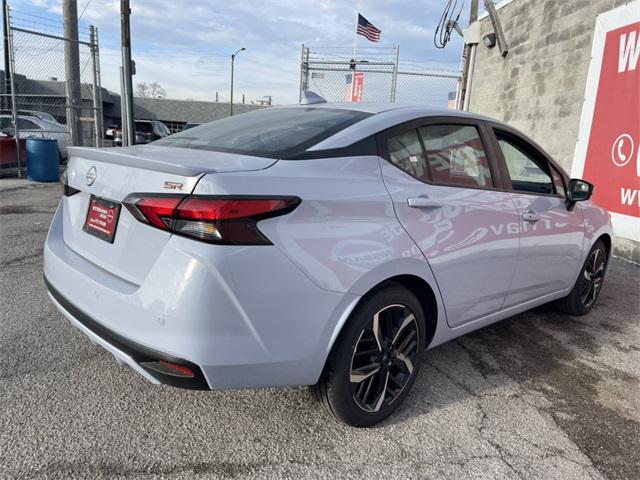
1,180,639,480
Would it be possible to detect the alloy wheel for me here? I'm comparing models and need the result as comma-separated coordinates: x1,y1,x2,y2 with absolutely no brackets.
349,304,419,413
580,248,605,308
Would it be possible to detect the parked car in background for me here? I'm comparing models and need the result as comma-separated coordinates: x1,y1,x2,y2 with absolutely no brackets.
45,102,612,427
112,120,170,146
0,109,62,125
0,114,70,158
104,124,119,141
182,122,201,130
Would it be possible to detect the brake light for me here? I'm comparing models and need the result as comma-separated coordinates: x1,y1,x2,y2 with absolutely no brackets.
123,194,300,245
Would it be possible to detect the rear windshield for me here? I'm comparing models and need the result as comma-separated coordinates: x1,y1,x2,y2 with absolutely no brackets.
154,107,371,158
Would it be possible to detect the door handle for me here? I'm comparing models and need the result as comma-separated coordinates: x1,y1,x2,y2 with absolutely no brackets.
407,196,442,209
522,211,540,222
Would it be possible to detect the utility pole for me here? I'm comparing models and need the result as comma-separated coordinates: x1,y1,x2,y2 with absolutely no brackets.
230,47,245,116
457,0,478,110
120,0,135,145
63,0,82,146
2,0,10,110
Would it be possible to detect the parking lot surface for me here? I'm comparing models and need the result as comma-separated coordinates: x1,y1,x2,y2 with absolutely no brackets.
1,181,639,480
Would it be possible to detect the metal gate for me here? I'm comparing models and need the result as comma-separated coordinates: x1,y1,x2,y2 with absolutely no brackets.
299,45,461,107
1,4,103,175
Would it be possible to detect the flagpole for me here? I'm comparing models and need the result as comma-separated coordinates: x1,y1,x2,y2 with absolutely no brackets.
352,13,358,101
353,13,358,60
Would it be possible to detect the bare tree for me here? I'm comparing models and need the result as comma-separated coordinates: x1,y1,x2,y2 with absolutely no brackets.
135,81,167,98
148,81,167,99
135,82,149,97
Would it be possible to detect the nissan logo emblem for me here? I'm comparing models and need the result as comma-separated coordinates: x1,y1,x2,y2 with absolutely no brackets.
86,166,97,186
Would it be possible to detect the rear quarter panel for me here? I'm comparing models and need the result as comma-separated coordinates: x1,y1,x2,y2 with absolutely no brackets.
193,156,439,293
193,156,448,348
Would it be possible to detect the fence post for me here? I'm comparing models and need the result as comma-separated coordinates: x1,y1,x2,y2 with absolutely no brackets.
90,25,103,147
299,44,307,102
5,3,21,177
390,45,399,103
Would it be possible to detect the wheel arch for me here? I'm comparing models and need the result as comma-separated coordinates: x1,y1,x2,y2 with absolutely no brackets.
597,233,612,258
375,275,439,347
325,272,441,360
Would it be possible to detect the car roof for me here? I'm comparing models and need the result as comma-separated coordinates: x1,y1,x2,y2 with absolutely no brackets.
288,101,497,120
301,103,505,151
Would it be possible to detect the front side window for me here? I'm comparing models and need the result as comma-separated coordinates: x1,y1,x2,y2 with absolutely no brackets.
550,166,566,198
419,124,493,188
155,107,372,158
497,136,554,194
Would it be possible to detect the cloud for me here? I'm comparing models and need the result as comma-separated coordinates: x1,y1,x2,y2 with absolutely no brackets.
13,0,464,105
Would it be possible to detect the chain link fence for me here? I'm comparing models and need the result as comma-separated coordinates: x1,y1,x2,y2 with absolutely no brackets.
300,45,461,108
1,6,102,175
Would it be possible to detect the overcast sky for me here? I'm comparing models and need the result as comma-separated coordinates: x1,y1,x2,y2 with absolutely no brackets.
12,0,468,104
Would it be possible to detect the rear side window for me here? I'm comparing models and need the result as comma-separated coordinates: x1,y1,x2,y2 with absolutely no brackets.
419,125,493,188
388,129,429,182
386,124,493,188
155,107,372,158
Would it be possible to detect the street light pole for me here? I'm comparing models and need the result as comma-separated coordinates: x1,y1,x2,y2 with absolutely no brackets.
230,47,245,116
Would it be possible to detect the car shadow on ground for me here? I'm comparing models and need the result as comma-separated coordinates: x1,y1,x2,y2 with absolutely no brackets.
381,258,639,478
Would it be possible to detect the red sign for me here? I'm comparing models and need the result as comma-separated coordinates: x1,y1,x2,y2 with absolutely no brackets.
350,72,365,102
83,196,121,243
581,22,640,219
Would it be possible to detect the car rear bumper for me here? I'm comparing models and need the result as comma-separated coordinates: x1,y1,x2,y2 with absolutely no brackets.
44,199,358,390
46,277,210,389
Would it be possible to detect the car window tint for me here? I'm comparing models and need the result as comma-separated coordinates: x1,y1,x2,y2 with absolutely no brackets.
419,125,493,188
497,137,554,194
388,129,429,182
17,119,39,130
155,107,372,158
135,122,154,132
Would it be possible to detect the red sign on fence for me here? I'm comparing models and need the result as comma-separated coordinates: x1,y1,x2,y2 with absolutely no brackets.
350,72,365,102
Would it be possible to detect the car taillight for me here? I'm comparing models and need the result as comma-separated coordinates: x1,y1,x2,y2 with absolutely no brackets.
123,194,300,245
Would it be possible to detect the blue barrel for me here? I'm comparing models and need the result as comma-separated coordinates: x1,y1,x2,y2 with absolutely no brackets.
26,137,59,182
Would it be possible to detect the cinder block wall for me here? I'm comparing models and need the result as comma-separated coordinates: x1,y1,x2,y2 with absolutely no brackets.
469,0,629,170
469,0,638,262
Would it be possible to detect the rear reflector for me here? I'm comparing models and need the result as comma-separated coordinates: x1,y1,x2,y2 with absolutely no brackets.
123,194,300,245
141,360,195,378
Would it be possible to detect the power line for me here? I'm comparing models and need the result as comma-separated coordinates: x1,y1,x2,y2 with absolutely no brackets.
78,0,92,20
434,0,464,49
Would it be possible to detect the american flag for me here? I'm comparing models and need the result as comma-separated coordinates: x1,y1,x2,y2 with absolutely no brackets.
357,14,381,42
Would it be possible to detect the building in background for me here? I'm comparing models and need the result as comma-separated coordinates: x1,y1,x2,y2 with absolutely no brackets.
0,71,264,134
467,0,639,262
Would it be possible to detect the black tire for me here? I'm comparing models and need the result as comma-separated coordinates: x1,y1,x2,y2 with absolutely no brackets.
555,240,608,316
314,283,425,427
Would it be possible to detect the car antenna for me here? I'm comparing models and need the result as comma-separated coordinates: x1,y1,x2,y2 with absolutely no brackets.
300,91,327,105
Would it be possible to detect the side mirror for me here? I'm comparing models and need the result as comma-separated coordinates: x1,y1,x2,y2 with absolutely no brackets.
567,179,593,203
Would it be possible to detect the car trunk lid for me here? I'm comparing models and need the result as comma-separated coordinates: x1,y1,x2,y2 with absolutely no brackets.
61,146,277,285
